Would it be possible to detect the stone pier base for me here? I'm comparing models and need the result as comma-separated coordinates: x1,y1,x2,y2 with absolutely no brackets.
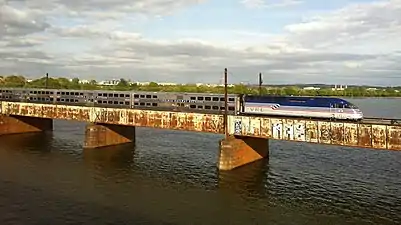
84,123,136,148
218,135,269,170
0,115,53,135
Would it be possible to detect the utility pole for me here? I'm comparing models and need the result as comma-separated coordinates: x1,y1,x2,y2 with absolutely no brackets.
258,72,263,95
45,73,49,89
224,68,228,139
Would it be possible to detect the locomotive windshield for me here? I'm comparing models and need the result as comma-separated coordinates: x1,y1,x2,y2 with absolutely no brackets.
344,103,358,109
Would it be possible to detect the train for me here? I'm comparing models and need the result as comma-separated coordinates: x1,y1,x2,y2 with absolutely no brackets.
0,87,364,120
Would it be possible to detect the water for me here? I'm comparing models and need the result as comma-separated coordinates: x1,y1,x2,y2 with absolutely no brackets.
0,98,400,225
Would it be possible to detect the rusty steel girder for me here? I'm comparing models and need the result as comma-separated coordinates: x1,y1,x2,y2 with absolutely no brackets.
228,116,401,150
1,102,400,150
0,102,224,134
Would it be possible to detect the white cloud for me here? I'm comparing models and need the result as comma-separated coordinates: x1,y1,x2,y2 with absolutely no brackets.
0,0,400,85
240,0,303,9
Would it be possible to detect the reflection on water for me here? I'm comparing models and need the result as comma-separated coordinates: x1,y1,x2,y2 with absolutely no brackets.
0,98,400,225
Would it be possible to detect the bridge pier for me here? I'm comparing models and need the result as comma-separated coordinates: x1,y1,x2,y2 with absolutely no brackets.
83,123,136,149
0,115,53,135
218,135,269,170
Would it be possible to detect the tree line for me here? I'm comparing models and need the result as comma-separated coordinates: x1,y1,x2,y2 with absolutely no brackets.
1,75,400,97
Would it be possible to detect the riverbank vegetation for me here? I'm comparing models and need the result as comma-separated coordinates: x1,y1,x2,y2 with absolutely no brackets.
1,75,400,97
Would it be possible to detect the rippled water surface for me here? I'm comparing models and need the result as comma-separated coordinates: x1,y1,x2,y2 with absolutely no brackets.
0,98,400,225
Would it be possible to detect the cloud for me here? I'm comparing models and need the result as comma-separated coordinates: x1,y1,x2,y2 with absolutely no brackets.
0,0,400,86
0,2,50,37
284,0,401,50
240,0,303,9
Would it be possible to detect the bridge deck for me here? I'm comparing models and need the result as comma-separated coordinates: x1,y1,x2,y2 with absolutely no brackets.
1,101,400,150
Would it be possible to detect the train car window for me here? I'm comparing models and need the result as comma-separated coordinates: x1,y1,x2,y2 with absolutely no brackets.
67,92,70,95
134,103,139,105
113,101,118,104
152,103,158,106
197,105,203,109
61,92,65,95
119,94,124,97
57,92,60,95
140,102,145,106
108,94,113,97
229,107,235,111
190,105,196,108
146,103,151,106
114,94,119,98
220,107,225,110
152,95,157,98
229,97,235,102
205,97,211,101
102,93,107,97
205,105,211,109
212,106,219,110
34,91,37,94
125,102,130,105
220,97,225,101
61,99,65,102
125,94,130,98
80,93,84,96
57,98,60,101
213,97,219,101
140,95,145,98
146,95,151,98
119,101,124,105
46,91,49,94
75,99,78,102
45,98,50,101
107,101,111,104
134,94,139,98
190,97,196,100
98,93,102,96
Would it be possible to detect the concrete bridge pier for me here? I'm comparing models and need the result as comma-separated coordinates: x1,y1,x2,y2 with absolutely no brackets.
218,135,269,170
83,123,136,149
0,115,53,136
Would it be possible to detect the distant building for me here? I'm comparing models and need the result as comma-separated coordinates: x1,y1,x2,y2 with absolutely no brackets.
79,79,90,84
303,87,320,90
332,85,348,91
196,83,234,87
98,79,120,86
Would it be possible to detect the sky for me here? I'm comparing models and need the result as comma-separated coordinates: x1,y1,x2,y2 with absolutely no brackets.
0,0,400,86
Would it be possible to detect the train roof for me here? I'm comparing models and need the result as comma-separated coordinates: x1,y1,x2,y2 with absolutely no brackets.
0,87,239,97
245,95,348,101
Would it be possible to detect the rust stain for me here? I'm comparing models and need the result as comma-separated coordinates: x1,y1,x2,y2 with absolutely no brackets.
260,118,271,138
387,126,401,150
372,125,387,149
305,121,318,143
318,121,331,144
358,124,372,147
1,102,401,150
331,122,344,145
344,123,358,147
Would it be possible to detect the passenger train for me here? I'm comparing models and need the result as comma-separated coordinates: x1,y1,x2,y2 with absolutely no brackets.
0,87,364,120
